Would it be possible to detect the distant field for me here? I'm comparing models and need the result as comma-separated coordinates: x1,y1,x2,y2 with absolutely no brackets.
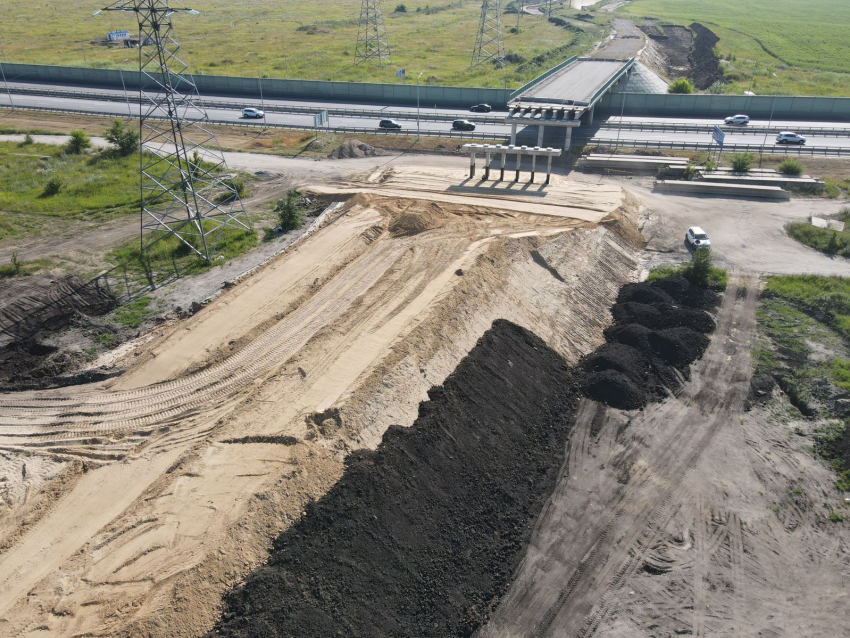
622,0,850,96
1,0,607,88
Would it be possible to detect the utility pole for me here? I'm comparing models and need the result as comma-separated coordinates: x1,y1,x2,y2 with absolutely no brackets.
120,57,132,117
95,0,251,262
759,72,781,168
417,71,423,139
0,60,13,110
258,71,266,127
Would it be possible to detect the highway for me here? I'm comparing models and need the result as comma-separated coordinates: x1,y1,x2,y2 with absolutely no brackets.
3,81,850,154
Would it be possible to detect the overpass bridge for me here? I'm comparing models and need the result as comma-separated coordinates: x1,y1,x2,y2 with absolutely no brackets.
506,57,635,149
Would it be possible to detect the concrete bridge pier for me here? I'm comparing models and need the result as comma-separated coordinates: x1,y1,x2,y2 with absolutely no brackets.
510,124,517,145
468,151,476,179
515,150,522,182
537,125,545,147
564,127,573,150
500,149,507,181
585,105,594,125
545,155,553,184
483,148,492,180
531,152,537,183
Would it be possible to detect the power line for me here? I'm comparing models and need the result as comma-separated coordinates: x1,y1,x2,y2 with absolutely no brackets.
472,0,505,69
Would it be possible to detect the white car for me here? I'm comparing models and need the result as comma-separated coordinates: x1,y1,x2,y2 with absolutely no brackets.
685,226,711,250
242,107,265,119
776,131,806,145
724,114,750,125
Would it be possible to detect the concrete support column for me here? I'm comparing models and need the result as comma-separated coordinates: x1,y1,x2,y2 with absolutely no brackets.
514,151,521,182
484,149,491,180
564,126,573,150
531,153,537,183
510,124,517,145
500,150,507,181
586,105,594,125
546,155,553,185
469,152,475,179
537,124,545,147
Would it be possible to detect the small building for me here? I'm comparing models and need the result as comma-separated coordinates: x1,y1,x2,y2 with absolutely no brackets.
106,30,131,42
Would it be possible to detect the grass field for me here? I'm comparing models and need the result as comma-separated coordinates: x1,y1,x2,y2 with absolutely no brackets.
0,140,140,242
622,0,850,96
1,0,606,88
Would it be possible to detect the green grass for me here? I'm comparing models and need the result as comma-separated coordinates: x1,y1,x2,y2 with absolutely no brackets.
110,296,154,328
832,359,850,392
646,260,728,290
0,141,141,242
2,0,608,89
764,275,850,340
786,222,850,259
622,0,850,96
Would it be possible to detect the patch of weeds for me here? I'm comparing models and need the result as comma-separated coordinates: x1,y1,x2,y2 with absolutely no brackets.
646,253,727,290
96,332,117,347
828,510,845,522
110,296,154,328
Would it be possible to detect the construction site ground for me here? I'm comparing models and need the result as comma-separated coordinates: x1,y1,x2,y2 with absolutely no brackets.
0,143,849,636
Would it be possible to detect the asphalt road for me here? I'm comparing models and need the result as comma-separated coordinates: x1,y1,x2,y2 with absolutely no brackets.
4,81,850,151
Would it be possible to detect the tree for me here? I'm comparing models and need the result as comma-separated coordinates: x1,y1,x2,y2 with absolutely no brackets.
827,231,840,255
105,119,139,156
65,130,91,155
686,248,713,288
706,80,726,94
668,78,694,94
275,189,304,232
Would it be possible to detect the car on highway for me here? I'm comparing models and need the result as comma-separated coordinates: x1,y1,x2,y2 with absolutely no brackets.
452,119,476,131
724,114,750,125
241,107,264,119
470,104,492,113
775,131,806,145
685,226,711,251
379,119,402,130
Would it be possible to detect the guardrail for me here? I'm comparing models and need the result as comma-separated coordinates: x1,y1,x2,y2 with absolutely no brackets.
0,103,510,141
579,137,850,157
586,58,636,108
596,120,850,137
4,84,509,124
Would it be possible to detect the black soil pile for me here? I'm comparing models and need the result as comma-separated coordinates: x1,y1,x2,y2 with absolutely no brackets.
689,23,723,90
583,276,719,410
209,320,582,638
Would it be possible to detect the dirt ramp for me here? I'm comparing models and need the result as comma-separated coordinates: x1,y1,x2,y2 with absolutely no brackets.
208,320,581,638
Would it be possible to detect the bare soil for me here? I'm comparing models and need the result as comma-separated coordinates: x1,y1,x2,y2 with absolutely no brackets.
639,22,723,88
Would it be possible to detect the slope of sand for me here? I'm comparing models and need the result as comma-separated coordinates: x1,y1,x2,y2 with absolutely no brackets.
0,171,642,637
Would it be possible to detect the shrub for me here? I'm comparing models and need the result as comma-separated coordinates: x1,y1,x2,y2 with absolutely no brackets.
105,119,140,156
704,158,717,171
706,80,726,94
668,78,694,94
275,189,304,231
686,248,714,288
20,133,34,146
394,3,406,11
776,158,804,176
682,162,697,181
787,222,849,256
730,152,755,172
11,251,21,275
42,176,64,197
65,129,91,155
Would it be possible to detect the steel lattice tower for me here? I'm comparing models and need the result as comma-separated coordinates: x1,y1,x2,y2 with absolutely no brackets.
355,0,391,66
471,0,505,69
97,1,251,262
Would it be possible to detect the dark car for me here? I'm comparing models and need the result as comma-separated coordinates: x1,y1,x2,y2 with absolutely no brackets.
379,119,402,130
452,119,476,131
470,104,492,113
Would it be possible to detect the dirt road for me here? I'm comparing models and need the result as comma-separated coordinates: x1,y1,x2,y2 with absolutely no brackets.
479,274,850,636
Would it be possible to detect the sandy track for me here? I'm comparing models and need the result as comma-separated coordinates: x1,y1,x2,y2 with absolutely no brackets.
0,171,638,636
480,274,850,636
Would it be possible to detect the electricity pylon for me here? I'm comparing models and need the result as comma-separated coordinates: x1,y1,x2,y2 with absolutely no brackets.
355,0,391,66
96,1,251,262
471,0,505,69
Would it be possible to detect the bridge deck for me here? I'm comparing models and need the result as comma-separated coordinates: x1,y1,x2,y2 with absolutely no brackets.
516,59,630,106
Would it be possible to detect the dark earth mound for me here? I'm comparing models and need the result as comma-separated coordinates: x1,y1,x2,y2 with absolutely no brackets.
689,23,723,90
583,277,720,410
208,319,582,638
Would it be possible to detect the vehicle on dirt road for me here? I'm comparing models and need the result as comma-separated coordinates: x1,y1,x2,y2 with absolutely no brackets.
686,226,711,250
241,107,265,119
452,120,476,131
724,114,750,125
470,104,492,113
379,119,402,130
776,131,806,145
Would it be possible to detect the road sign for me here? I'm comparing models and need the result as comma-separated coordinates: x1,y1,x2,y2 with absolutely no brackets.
313,110,329,128
712,125,725,147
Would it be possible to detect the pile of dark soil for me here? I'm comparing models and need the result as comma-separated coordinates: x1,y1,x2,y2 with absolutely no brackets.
327,139,388,159
209,320,582,638
689,23,723,90
583,277,719,410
